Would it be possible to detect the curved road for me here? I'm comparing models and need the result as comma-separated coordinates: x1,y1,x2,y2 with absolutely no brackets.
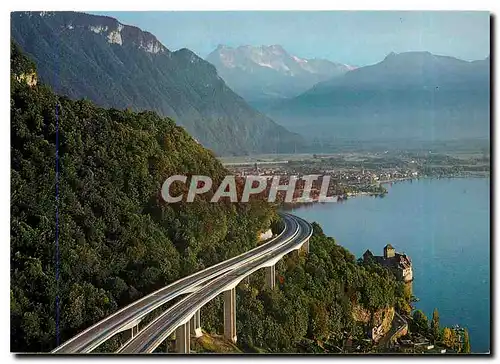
118,214,312,353
52,213,305,353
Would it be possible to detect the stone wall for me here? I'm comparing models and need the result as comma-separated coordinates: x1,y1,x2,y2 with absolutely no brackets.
352,305,395,342
389,312,409,343
258,228,273,242
16,72,37,87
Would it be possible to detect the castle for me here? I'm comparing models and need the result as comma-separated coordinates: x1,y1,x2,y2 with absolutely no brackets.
363,244,413,282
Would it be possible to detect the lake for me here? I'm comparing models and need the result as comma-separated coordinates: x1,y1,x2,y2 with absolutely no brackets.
291,177,490,353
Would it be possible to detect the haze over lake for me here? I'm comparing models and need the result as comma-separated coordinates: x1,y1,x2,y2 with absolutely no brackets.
291,177,490,353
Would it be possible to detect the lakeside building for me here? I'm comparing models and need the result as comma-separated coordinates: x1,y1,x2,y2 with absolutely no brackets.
363,244,413,282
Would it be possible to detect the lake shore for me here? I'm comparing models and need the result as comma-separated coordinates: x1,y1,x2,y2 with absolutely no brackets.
290,177,490,353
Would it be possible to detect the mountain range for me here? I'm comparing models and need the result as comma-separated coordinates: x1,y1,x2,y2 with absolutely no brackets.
206,44,354,104
11,12,490,155
265,51,490,146
10,11,303,156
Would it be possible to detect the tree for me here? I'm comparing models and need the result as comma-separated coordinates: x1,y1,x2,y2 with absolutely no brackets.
462,328,471,353
443,327,458,352
442,327,454,348
308,301,329,340
450,329,459,350
411,310,428,335
431,308,440,341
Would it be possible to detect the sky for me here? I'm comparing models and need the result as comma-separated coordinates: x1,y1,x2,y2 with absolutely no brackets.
91,11,490,66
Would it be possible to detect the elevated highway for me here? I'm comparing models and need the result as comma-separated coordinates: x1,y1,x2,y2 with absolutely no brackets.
118,215,312,353
52,213,312,354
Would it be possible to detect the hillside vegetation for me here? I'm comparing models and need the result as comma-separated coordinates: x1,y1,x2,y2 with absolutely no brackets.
198,223,408,353
10,42,275,352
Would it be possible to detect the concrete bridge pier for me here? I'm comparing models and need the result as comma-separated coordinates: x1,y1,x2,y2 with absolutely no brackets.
265,264,276,289
131,324,139,339
175,322,190,353
122,323,140,343
190,309,203,337
223,288,237,343
302,239,310,254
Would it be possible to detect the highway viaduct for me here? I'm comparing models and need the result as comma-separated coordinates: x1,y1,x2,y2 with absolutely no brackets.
170,237,310,353
52,213,312,354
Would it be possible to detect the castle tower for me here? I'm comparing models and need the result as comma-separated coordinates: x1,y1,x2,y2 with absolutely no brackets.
363,249,374,263
383,244,395,259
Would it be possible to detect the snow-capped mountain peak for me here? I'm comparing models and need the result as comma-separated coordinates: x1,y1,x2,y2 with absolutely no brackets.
208,44,353,76
206,44,354,102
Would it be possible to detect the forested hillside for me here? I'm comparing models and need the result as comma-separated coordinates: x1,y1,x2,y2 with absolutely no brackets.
200,223,408,353
11,42,408,354
11,11,303,156
10,42,275,352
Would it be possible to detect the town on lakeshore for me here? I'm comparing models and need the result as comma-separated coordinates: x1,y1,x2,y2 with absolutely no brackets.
222,150,490,204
